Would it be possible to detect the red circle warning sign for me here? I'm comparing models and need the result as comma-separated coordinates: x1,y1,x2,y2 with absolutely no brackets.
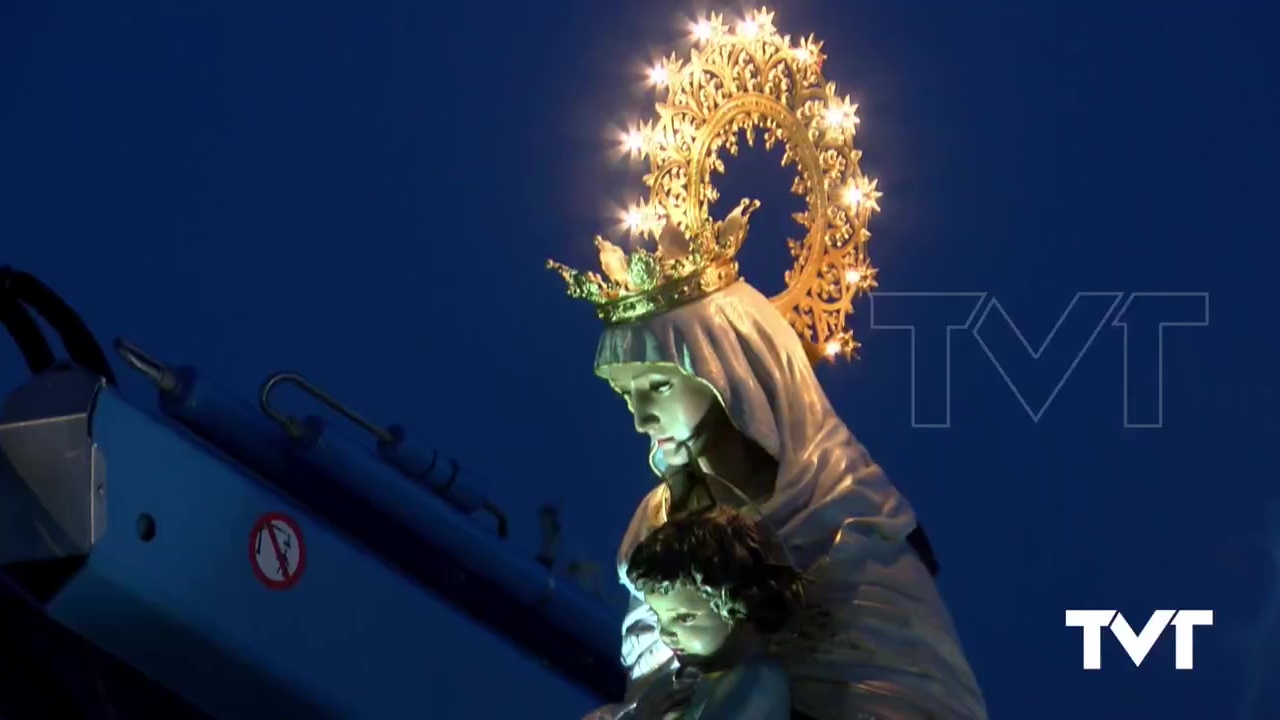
249,512,306,590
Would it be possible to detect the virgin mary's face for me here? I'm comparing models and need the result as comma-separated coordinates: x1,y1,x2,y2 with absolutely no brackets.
598,363,716,467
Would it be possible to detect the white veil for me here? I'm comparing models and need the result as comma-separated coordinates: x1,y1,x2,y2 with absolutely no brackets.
596,280,918,589
595,282,989,720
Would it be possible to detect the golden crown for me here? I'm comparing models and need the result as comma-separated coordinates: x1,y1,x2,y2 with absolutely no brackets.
548,8,883,360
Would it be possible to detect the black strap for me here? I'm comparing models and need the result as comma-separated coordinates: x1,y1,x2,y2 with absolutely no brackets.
0,266,116,384
0,290,56,375
907,525,940,577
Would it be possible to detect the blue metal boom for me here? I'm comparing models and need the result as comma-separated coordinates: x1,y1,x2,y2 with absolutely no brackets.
0,267,623,718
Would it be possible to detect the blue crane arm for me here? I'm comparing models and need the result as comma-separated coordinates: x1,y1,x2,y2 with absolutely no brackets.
0,267,624,719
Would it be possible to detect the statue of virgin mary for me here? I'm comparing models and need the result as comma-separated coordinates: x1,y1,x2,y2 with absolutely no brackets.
549,9,989,719
592,277,987,719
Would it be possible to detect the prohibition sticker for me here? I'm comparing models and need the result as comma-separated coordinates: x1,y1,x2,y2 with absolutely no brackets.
249,513,306,590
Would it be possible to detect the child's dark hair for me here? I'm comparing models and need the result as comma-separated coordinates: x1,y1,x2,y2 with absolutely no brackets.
626,505,804,634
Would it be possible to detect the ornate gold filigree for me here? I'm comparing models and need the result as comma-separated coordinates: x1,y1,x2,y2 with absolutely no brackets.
548,7,883,359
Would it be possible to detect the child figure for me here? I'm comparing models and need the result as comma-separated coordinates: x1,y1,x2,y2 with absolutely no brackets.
621,506,805,720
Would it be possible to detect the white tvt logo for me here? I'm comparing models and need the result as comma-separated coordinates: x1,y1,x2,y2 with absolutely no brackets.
1065,610,1213,669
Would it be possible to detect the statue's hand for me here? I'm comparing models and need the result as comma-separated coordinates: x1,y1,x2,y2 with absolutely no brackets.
581,703,626,720
657,440,693,468
628,668,698,720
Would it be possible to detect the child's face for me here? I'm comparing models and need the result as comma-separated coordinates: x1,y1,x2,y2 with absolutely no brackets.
646,586,734,661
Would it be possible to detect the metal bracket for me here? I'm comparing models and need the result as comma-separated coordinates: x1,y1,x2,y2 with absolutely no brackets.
113,338,179,392
259,372,393,444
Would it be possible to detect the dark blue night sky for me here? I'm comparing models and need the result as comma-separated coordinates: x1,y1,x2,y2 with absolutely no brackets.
3,1,1277,718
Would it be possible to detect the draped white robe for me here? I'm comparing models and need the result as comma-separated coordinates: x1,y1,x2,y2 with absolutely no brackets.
595,281,988,720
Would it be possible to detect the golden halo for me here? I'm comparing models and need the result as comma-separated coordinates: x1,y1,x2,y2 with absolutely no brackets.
629,8,882,358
